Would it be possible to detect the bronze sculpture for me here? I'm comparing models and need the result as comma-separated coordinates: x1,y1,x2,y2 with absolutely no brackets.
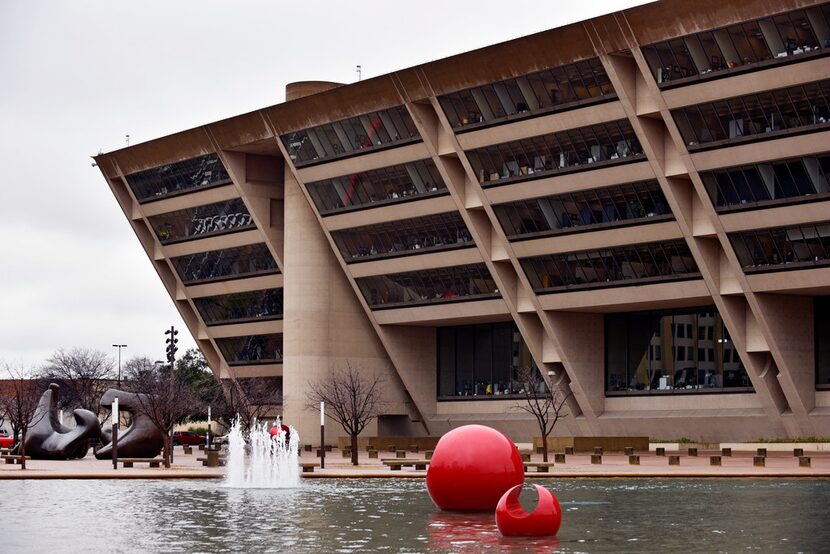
22,383,101,460
95,388,164,459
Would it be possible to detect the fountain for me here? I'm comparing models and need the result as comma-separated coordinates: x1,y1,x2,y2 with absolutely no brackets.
224,417,300,488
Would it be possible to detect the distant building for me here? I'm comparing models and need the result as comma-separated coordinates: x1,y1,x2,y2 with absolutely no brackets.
96,0,830,443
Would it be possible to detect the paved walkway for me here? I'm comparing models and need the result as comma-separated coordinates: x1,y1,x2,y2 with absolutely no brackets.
2,446,828,479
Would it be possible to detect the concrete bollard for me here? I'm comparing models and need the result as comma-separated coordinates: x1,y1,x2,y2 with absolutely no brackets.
668,455,680,466
756,448,767,457
753,456,766,467
656,447,666,456
594,447,603,456
721,448,732,457
710,455,722,466
304,444,312,452
793,448,804,457
555,453,566,464
396,450,406,459
565,447,574,455
368,450,378,459
624,447,634,456
591,454,602,465
799,456,811,467
688,448,698,457
629,455,640,465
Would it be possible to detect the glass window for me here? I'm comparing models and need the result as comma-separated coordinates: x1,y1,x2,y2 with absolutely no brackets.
730,222,830,272
356,263,498,309
125,153,231,203
673,79,830,148
605,307,753,394
438,57,615,130
467,120,643,187
701,153,830,211
215,333,282,366
171,243,279,284
280,106,420,167
437,322,542,398
332,212,473,262
816,297,830,388
194,288,283,325
643,5,830,88
493,180,670,240
148,198,254,244
521,239,699,292
306,159,446,215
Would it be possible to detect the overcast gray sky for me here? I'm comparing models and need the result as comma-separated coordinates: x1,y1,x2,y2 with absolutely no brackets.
0,0,650,367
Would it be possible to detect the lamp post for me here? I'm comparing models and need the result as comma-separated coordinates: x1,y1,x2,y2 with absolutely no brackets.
112,396,119,470
320,401,325,470
112,344,127,388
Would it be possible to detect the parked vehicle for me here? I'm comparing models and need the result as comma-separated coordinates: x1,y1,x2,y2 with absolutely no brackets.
0,429,14,448
172,431,206,446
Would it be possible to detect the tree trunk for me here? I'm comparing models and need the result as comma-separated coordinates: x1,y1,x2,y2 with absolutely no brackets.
542,433,549,463
350,434,359,466
20,430,26,470
162,433,171,468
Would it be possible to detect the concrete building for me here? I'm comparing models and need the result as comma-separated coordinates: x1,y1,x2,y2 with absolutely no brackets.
95,0,830,443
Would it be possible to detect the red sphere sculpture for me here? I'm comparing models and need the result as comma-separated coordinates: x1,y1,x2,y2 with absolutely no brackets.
426,425,524,511
495,484,562,537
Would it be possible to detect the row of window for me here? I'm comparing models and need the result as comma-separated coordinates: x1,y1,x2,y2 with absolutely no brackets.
171,243,279,285
438,58,614,131
642,3,830,87
216,333,282,366
520,239,699,293
306,159,446,215
194,288,283,326
332,212,473,263
148,198,254,244
673,79,830,149
493,180,670,240
280,106,420,167
701,154,830,211
467,120,643,186
730,221,830,272
126,153,231,203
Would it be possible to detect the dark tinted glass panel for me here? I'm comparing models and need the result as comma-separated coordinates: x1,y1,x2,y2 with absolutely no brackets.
171,243,279,284
730,222,830,272
148,198,254,244
356,263,498,309
816,297,830,387
125,153,231,202
280,106,420,167
216,334,282,366
306,159,446,215
493,180,670,240
673,79,830,148
521,239,699,292
332,212,473,262
642,5,830,88
438,58,615,130
466,120,643,187
701,154,830,211
437,322,542,398
606,306,753,394
194,289,283,325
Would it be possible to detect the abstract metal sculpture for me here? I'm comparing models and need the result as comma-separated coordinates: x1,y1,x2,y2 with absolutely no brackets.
95,389,164,459
426,424,524,511
495,484,562,537
22,383,101,460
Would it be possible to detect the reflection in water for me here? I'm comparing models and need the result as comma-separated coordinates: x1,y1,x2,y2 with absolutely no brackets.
428,511,561,553
2,478,829,553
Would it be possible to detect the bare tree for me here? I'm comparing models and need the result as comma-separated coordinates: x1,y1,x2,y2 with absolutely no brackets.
0,365,47,470
306,365,385,465
126,362,201,468
216,375,282,434
514,366,572,463
41,348,114,414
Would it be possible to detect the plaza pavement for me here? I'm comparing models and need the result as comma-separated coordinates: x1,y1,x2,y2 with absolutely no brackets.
1,445,829,479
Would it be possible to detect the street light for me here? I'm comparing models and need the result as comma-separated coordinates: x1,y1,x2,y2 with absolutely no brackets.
112,344,127,388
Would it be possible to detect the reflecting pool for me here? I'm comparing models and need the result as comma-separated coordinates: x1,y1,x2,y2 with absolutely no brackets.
3,478,829,553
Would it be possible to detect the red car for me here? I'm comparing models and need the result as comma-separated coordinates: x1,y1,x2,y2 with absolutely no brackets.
172,431,206,446
0,429,13,449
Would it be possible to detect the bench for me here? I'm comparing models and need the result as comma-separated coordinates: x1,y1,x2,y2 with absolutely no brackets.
629,455,640,465
182,446,193,455
382,459,429,471
799,456,811,468
197,453,226,467
668,455,681,466
554,453,566,464
2,455,30,465
753,456,765,467
300,462,320,473
118,458,162,468
523,462,553,473
710,455,722,466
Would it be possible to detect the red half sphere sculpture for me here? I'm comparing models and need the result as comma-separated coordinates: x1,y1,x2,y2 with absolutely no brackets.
495,484,562,537
426,425,524,511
